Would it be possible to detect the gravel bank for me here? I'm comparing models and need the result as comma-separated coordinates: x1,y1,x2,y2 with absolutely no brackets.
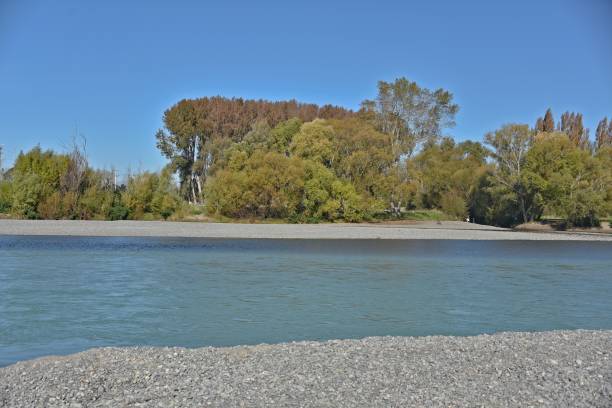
1,331,611,407
1,219,611,241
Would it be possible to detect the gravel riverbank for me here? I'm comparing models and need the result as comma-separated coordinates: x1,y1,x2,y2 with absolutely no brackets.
1,219,611,241
1,330,611,407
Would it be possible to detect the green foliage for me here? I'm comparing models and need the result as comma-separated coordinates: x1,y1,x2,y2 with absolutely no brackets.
411,138,488,212
439,192,467,219
155,97,353,203
300,161,371,222
240,120,273,154
484,124,541,224
205,151,305,219
205,147,371,223
327,118,393,195
0,181,12,213
11,173,45,219
400,209,447,221
4,82,611,228
122,167,183,220
270,118,302,154
290,120,335,165
524,133,607,227
1,146,182,221
108,204,129,221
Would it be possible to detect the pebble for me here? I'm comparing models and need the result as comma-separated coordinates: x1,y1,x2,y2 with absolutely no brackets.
1,330,611,407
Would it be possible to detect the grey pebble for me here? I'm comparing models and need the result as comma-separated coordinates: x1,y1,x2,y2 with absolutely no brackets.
1,330,611,407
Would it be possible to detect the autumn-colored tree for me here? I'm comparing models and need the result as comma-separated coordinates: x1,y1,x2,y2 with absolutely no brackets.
543,108,555,132
156,97,354,203
558,111,589,148
535,117,544,133
535,108,555,133
4,83,611,227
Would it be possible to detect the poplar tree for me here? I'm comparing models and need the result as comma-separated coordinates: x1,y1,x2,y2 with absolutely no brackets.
595,117,611,149
543,108,555,132
559,111,589,148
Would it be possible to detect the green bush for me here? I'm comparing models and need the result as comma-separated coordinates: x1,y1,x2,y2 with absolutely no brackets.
0,181,12,213
440,192,467,219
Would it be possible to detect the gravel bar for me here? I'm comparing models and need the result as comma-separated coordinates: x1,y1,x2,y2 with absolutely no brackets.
1,331,611,407
1,219,611,241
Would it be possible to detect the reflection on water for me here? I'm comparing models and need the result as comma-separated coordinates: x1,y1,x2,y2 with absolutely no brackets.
1,236,611,366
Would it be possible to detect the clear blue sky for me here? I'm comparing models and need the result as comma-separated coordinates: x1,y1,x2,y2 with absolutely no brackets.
1,0,611,174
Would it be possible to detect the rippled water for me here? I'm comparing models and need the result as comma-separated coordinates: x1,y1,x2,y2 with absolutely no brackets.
1,236,611,366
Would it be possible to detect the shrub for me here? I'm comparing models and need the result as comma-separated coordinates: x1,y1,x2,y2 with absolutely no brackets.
440,192,467,219
0,181,12,213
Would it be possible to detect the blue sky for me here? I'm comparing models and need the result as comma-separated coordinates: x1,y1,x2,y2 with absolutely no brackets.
1,0,611,174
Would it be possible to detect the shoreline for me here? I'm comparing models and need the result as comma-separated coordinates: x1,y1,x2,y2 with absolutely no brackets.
2,330,611,407
1,219,612,241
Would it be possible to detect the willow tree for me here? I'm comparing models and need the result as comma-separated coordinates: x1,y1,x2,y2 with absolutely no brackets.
361,77,459,160
485,124,540,224
525,133,608,227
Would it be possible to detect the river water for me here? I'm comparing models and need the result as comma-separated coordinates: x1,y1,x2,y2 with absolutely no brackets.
1,236,611,366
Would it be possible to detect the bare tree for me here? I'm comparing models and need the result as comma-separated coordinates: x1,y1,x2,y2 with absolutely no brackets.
61,135,89,195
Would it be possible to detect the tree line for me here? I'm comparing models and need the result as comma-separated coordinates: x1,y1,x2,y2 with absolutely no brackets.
0,142,182,221
1,77,610,227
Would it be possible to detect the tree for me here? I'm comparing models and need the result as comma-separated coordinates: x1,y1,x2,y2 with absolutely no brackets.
327,118,393,196
269,118,302,155
558,111,589,148
239,120,273,154
155,100,204,204
62,137,88,196
11,173,44,219
411,138,488,218
535,117,544,133
156,98,355,203
0,178,11,213
362,77,459,160
485,124,539,224
205,151,306,219
595,145,612,217
595,117,611,149
300,161,370,222
535,108,555,133
289,120,335,166
543,108,555,132
372,164,415,217
525,133,607,227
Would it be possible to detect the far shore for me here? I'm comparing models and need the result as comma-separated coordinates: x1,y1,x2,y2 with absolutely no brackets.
1,219,611,241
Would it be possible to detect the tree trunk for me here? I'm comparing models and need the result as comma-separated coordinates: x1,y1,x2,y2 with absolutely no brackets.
519,196,528,224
